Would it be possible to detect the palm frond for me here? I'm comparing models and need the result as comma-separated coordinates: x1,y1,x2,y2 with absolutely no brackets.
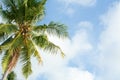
25,0,47,23
1,0,21,23
0,36,14,50
7,71,16,80
47,22,68,38
24,0,28,7
2,50,13,73
30,39,42,63
1,0,16,7
20,38,42,64
21,46,32,79
44,41,65,57
2,48,20,72
1,0,46,24
11,34,23,48
22,60,32,79
0,32,8,42
0,33,23,51
0,32,23,62
20,38,33,79
33,34,65,57
32,34,49,48
0,23,18,41
0,24,18,34
20,43,32,63
33,21,68,38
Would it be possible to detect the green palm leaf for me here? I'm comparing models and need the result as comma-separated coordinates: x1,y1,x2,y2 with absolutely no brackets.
33,21,68,38
20,40,32,79
30,39,42,63
0,24,18,41
24,0,46,23
2,50,13,73
22,60,32,79
0,33,23,51
0,24,18,33
44,41,65,57
20,38,37,79
0,36,14,50
33,34,65,57
7,71,16,80
32,34,49,48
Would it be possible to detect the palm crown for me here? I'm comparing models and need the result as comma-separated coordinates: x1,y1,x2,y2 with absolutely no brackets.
0,0,68,80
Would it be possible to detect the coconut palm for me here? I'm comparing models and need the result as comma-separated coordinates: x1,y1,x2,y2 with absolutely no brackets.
0,0,68,80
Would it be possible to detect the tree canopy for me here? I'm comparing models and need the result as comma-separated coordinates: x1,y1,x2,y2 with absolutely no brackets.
0,0,68,80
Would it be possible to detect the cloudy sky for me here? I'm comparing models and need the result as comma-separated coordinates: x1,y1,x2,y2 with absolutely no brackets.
1,0,120,80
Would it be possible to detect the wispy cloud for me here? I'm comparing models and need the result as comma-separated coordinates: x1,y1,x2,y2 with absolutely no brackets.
58,0,96,7
57,0,96,16
65,7,75,16
96,1,120,80
78,21,93,30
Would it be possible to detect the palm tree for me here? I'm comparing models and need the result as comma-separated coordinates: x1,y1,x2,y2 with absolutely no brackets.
0,0,68,80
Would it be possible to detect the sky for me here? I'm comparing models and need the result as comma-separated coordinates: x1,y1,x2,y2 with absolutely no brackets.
1,0,120,80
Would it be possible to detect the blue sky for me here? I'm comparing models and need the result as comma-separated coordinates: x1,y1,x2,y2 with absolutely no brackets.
34,0,120,80
1,0,120,80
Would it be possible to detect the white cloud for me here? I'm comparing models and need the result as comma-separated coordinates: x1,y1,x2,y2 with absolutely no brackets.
78,21,93,30
68,67,94,80
57,0,96,16
65,8,75,16
97,1,120,80
59,0,96,7
40,67,94,80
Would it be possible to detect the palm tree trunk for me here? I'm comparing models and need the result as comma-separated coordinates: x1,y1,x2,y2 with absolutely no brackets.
2,50,19,80
2,68,10,80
